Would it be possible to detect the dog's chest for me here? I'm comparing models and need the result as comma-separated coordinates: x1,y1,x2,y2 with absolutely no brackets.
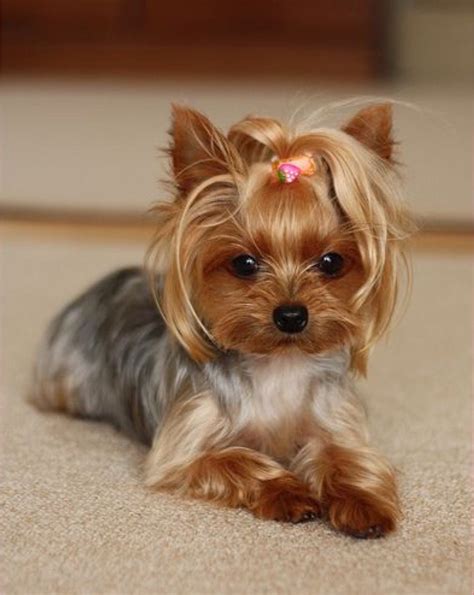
248,355,314,421
237,355,318,457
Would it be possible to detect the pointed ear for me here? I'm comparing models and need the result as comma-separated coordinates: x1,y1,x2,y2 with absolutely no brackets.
342,104,395,162
169,105,236,194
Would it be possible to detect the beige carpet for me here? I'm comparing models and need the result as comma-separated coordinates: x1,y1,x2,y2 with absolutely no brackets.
1,228,472,595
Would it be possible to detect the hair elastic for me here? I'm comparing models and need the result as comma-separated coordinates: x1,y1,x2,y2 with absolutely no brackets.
272,154,316,184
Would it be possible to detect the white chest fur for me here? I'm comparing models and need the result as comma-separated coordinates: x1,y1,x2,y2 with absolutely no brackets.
235,352,348,458
245,354,315,425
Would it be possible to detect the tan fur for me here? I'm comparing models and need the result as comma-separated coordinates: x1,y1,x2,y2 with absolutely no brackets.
147,103,413,373
144,390,320,522
30,374,78,414
314,444,400,536
289,386,401,536
149,443,321,523
33,103,412,537
141,103,413,535
144,393,230,487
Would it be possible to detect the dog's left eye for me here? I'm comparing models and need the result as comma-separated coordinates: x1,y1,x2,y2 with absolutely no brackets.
231,254,259,277
316,252,345,277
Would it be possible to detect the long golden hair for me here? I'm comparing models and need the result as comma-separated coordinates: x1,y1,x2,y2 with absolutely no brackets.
147,104,414,373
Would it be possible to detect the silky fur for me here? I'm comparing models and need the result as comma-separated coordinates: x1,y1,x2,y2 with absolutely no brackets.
32,102,413,537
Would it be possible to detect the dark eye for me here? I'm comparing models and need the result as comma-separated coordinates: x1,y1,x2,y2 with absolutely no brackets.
231,254,259,278
317,252,345,277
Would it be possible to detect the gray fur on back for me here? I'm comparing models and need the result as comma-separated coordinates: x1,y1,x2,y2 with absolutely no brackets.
34,268,198,444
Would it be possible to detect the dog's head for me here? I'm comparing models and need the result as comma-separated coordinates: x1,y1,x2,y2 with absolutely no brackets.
148,104,412,373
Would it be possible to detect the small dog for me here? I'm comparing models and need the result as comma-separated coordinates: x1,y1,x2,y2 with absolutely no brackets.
32,103,413,538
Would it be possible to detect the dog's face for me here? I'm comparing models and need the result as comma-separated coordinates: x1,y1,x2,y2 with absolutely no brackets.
150,104,411,372
195,165,365,357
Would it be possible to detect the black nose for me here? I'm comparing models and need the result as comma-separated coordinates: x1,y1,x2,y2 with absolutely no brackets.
273,305,308,334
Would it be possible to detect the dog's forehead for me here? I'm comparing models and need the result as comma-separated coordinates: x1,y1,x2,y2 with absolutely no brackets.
237,167,341,255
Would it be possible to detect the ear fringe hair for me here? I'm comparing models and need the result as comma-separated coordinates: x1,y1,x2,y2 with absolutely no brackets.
146,174,240,362
289,128,414,371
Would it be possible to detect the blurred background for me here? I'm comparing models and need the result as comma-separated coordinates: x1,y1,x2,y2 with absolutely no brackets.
1,0,473,230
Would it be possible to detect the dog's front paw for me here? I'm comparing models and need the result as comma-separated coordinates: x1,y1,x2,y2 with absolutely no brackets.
327,494,398,538
251,477,321,523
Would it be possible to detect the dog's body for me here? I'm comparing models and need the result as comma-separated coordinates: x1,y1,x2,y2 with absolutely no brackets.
34,266,355,461
35,268,182,444
32,103,412,537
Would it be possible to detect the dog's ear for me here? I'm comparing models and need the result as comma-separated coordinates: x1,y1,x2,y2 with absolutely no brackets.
170,105,237,195
342,104,395,162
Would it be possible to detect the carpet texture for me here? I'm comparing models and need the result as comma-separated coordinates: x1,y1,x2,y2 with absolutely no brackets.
1,232,472,595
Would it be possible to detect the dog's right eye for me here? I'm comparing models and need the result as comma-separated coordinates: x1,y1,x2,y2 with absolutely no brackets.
231,254,259,278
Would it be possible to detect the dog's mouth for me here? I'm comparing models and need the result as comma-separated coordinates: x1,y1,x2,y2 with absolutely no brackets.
272,334,315,354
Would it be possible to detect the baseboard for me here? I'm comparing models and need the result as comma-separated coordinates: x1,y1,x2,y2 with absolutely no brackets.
1,207,473,252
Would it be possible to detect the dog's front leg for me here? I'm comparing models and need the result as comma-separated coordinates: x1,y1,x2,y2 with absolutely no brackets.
145,392,320,522
293,389,401,537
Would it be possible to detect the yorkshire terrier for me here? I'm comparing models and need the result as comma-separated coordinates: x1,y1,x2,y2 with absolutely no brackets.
32,102,413,538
